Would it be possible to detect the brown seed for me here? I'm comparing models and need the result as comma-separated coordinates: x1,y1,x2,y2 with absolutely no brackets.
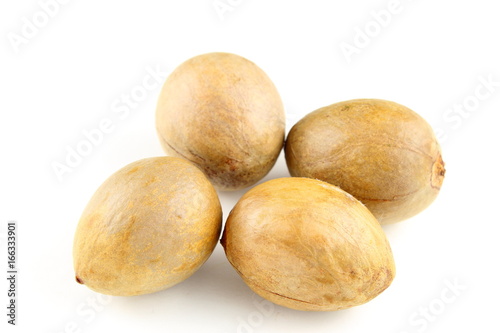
73,157,222,296
221,177,396,311
285,99,445,224
156,52,285,191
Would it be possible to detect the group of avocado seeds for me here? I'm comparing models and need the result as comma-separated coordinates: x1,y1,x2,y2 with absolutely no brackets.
73,52,445,311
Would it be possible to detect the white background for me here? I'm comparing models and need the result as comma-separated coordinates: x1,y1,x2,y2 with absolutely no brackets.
1,0,500,332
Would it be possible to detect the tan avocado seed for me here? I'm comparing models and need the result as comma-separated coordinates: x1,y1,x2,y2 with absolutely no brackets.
156,52,285,191
73,157,222,296
221,177,396,311
285,99,445,224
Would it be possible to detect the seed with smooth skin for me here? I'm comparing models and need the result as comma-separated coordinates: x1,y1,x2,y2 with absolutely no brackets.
156,52,285,191
221,177,396,311
73,157,222,296
285,99,445,224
